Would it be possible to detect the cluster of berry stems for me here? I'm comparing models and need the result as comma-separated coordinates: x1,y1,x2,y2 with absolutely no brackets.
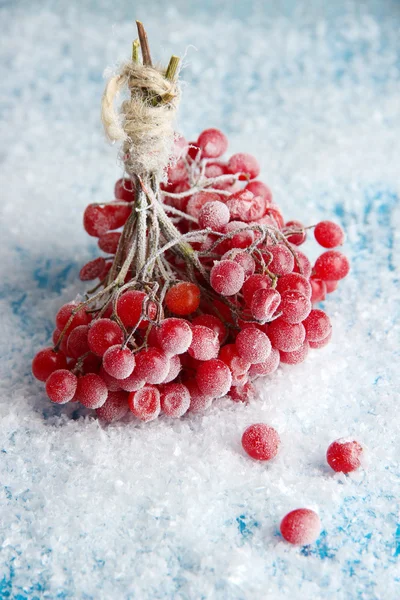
32,124,350,421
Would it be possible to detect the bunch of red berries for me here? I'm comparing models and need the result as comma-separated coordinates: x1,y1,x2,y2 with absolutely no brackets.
32,127,349,422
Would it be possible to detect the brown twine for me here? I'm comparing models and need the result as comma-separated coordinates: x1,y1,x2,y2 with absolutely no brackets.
101,61,180,177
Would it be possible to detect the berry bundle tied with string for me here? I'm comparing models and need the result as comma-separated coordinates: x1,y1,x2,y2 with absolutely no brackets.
32,22,350,422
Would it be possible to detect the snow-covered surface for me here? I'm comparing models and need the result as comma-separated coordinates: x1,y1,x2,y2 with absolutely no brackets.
1,1,399,598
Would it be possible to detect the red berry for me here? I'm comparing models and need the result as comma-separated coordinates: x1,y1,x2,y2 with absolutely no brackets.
46,369,77,404
265,244,294,276
314,250,350,281
226,189,266,222
245,181,272,204
116,290,157,329
187,192,220,218
268,319,305,352
162,354,182,383
188,325,219,361
185,380,213,413
314,221,345,248
220,221,254,251
236,328,271,364
102,345,135,379
52,329,69,354
198,200,230,231
55,303,90,335
196,359,232,398
157,318,193,356
279,290,311,324
197,128,228,158
221,250,255,279
67,325,90,359
284,220,307,246
160,383,190,417
75,373,108,408
96,390,129,422
325,280,339,293
310,278,327,304
99,365,122,391
134,348,170,384
204,161,226,179
118,370,145,392
165,282,201,316
88,319,124,356
104,201,131,230
292,250,312,278
280,341,309,365
280,509,321,545
192,314,227,344
128,386,160,421
241,423,280,461
83,204,111,237
248,347,280,377
114,178,135,202
98,231,121,254
32,348,67,382
227,153,260,180
326,439,364,473
251,288,281,322
79,257,106,281
303,309,332,342
210,260,245,296
276,273,311,298
167,159,188,185
242,274,273,306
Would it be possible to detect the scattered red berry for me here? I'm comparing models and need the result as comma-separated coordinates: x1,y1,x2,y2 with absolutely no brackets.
241,423,280,461
326,438,363,473
280,509,321,545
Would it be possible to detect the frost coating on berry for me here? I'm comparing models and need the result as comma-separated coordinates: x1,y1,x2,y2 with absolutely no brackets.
268,319,305,352
222,250,255,279
292,250,312,278
55,303,90,335
280,341,309,365
280,290,311,324
210,260,245,296
80,257,106,281
197,128,228,158
134,348,170,384
192,314,227,344
198,200,230,231
314,221,345,248
326,438,364,473
186,192,220,218
241,423,281,461
67,325,90,359
96,390,129,422
158,318,193,356
186,380,213,413
160,383,190,417
162,354,181,384
314,250,350,281
102,345,135,379
88,319,124,357
242,274,273,306
310,278,327,304
196,359,232,398
188,326,219,361
248,347,280,377
76,373,108,408
128,386,161,422
266,244,294,276
303,309,332,342
46,369,78,404
236,328,271,364
309,330,332,349
276,273,311,298
280,509,321,545
251,288,281,322
227,153,260,180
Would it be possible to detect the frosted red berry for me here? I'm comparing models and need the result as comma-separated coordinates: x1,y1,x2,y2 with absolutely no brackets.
83,204,111,237
279,290,311,324
186,192,220,218
280,509,321,545
96,390,129,422
165,282,201,316
210,260,245,296
251,288,281,322
242,274,273,306
303,309,331,342
160,383,190,417
268,319,305,352
245,180,272,204
292,250,312,278
79,257,106,281
310,278,327,304
192,314,227,343
116,290,157,329
32,348,68,382
128,385,161,422
198,200,230,231
55,303,90,335
229,382,256,403
314,250,350,281
186,380,213,413
248,347,280,377
114,178,135,202
134,348,170,385
98,231,121,254
188,325,219,361
196,359,232,398
284,220,307,246
280,341,309,365
314,221,345,248
222,250,255,279
309,330,332,348
219,344,250,384
46,369,78,404
326,439,363,473
87,319,124,356
241,423,280,461
265,244,294,276
228,153,260,180
276,273,311,298
197,128,228,159
236,327,271,364
162,354,182,383
66,325,90,359
157,318,192,356
102,345,135,379
75,373,108,408
118,369,145,392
